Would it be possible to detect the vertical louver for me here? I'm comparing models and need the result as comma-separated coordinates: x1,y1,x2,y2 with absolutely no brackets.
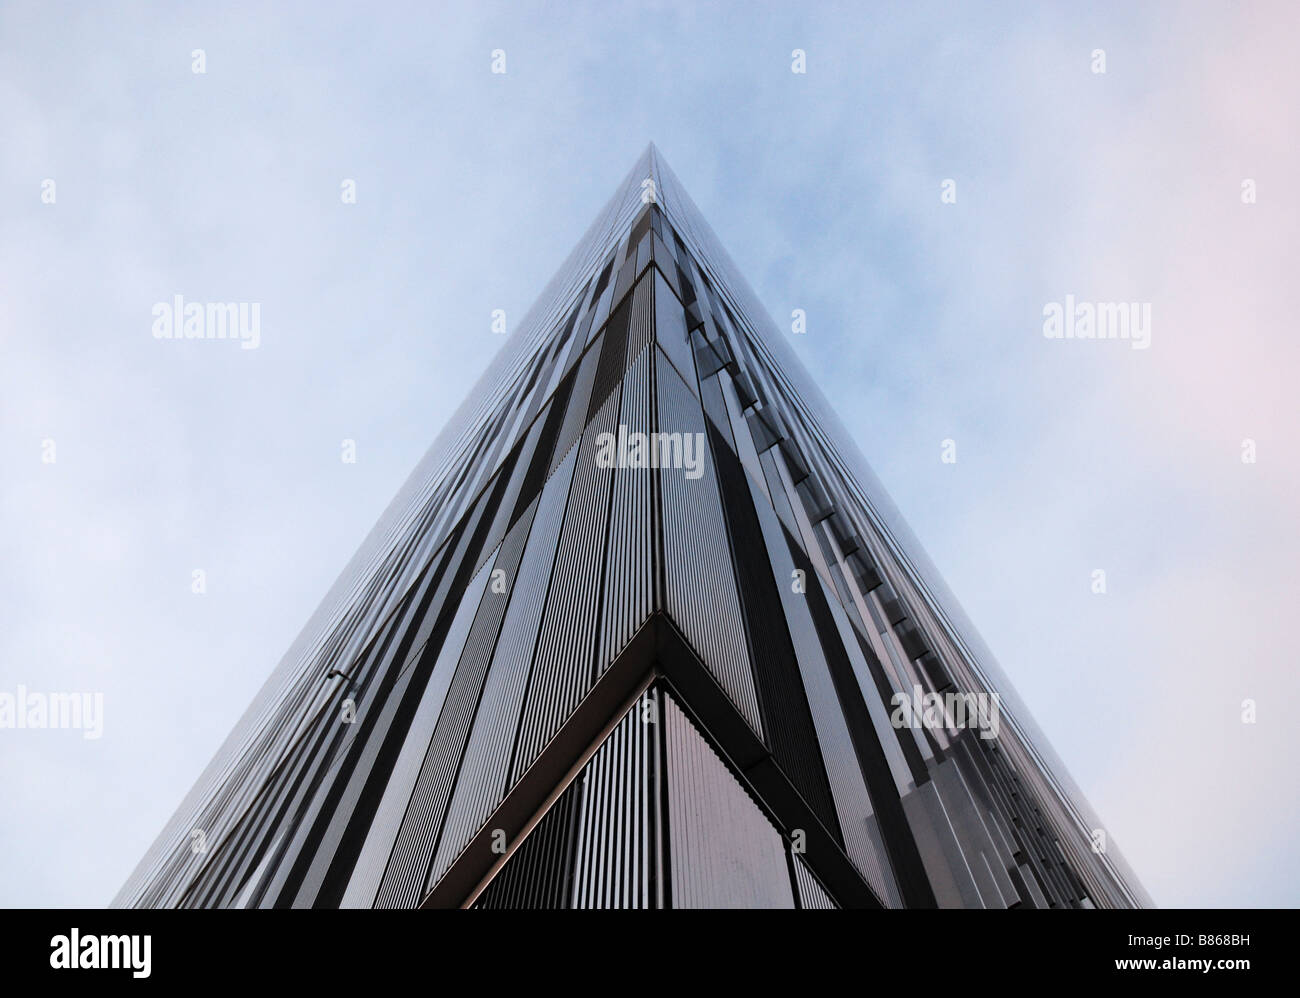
116,146,1148,911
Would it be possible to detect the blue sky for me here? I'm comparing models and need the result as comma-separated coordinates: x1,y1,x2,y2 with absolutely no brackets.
1,1,1297,907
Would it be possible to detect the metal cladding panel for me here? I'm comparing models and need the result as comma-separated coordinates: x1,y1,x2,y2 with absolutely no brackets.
276,520,520,909
428,447,577,887
571,690,658,909
901,778,985,908
788,526,913,909
126,645,355,906
794,856,838,910
653,267,697,391
284,602,460,908
508,376,574,529
510,388,622,782
374,503,536,910
475,418,544,564
547,332,604,479
233,830,285,908
339,552,498,908
386,534,472,682
663,694,794,909
186,705,328,908
703,412,843,845
538,298,585,400
927,755,1019,908
655,351,762,735
587,291,632,421
472,781,582,909
474,688,662,910
598,342,656,673
208,535,469,910
173,676,313,905
228,687,377,908
747,454,898,906
623,271,656,361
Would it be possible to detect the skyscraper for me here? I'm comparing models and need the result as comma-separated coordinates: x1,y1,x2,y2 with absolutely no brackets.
115,146,1149,909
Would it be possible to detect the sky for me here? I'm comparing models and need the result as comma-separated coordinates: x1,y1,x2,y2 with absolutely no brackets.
1,1,1297,908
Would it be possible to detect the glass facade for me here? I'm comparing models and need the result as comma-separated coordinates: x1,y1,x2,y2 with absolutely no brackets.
114,146,1149,909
